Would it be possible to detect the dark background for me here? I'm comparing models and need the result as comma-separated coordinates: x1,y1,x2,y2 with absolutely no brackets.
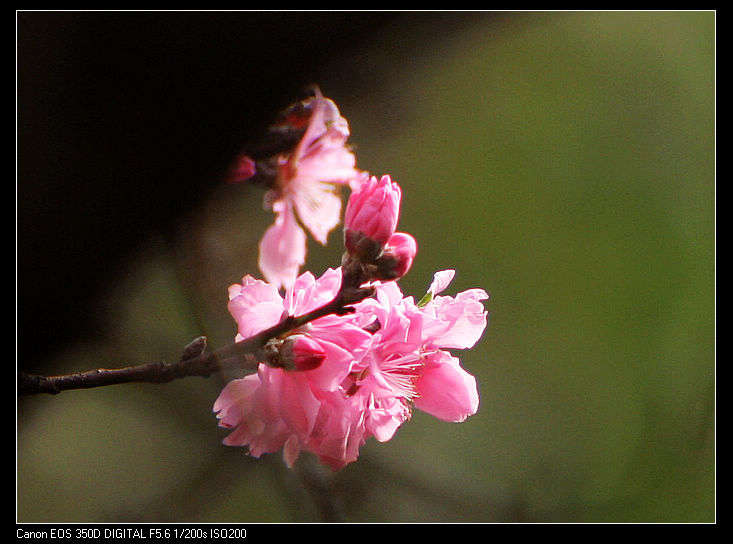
17,11,404,368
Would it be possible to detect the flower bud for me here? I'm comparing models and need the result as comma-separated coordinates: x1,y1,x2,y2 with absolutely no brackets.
277,334,327,371
344,175,401,256
227,155,256,184
374,232,417,281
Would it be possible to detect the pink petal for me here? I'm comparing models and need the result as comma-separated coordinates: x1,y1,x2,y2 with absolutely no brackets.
283,436,302,468
292,88,342,159
308,316,372,356
227,277,284,340
213,375,260,431
428,269,456,296
344,175,401,244
297,143,357,185
258,202,307,290
277,371,321,439
425,291,489,349
365,396,410,442
227,155,256,184
308,396,366,470
291,178,344,244
304,337,361,392
375,280,406,308
414,352,479,422
288,335,327,371
378,232,417,280
285,267,342,315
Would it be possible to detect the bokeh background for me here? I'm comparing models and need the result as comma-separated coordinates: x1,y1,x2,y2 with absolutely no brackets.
17,11,715,523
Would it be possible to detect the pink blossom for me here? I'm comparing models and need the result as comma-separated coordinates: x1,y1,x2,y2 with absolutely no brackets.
227,155,256,184
215,268,373,465
344,175,402,254
226,268,371,391
374,232,418,281
428,269,456,297
258,90,361,289
341,274,485,427
341,174,417,285
257,201,307,295
292,273,485,469
418,270,490,350
277,334,327,371
214,268,487,470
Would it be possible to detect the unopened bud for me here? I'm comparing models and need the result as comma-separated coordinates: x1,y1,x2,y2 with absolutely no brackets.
374,232,417,281
278,334,327,371
227,155,257,184
344,175,402,256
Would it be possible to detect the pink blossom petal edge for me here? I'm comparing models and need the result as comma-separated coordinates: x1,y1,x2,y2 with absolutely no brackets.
429,269,456,296
414,351,480,422
227,276,284,341
257,201,307,290
422,289,489,350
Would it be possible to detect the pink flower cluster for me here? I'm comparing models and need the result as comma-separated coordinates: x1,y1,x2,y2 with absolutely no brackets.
215,268,486,469
215,89,488,469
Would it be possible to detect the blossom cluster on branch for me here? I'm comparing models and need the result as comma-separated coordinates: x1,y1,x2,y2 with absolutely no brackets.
215,88,489,469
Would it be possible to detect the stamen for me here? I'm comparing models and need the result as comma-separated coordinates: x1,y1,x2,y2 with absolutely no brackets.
378,352,423,400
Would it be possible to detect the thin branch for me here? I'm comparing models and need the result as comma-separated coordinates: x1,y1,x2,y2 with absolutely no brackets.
18,284,375,396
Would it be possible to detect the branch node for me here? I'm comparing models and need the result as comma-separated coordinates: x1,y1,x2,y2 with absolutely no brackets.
181,336,208,361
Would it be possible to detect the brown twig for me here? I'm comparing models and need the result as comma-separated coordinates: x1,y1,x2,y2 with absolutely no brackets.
18,283,375,396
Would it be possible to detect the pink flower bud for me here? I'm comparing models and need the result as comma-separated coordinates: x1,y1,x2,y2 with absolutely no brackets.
279,334,327,371
374,232,417,280
344,175,402,254
227,154,256,184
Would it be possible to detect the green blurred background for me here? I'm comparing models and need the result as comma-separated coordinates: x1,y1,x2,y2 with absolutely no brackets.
17,11,715,523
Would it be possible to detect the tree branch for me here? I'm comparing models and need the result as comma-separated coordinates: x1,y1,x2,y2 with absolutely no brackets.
18,284,375,396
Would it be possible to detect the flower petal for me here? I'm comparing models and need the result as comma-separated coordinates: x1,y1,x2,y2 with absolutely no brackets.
277,370,321,440
291,180,345,244
213,375,260,431
258,202,307,290
429,269,456,296
227,276,284,341
304,337,363,391
421,289,489,349
414,352,479,422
